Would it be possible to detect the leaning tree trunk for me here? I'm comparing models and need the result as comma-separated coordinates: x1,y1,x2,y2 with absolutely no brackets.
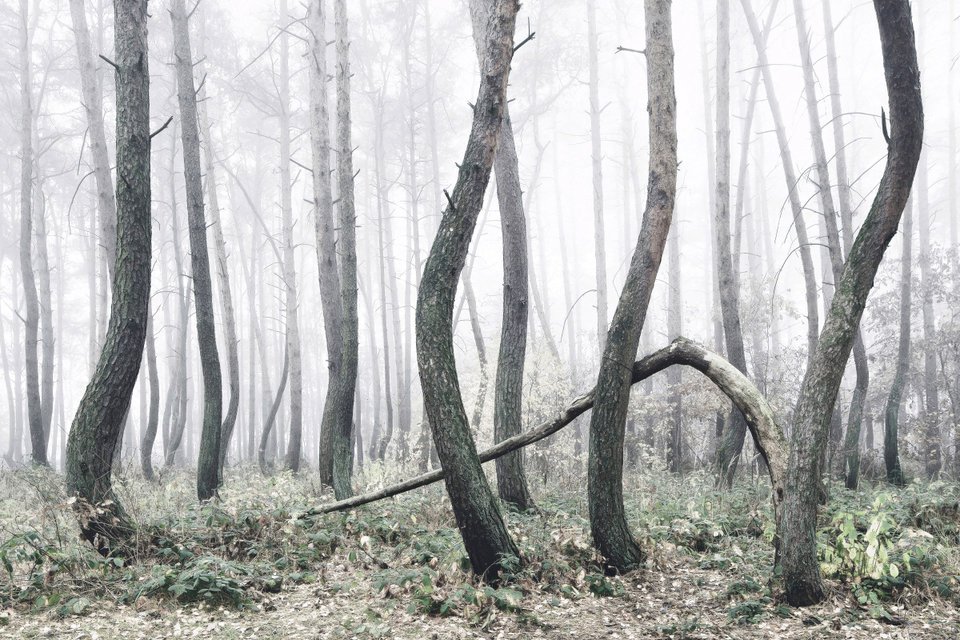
468,5,532,510
172,0,223,501
65,0,151,553
588,0,677,572
331,0,359,499
139,311,160,479
311,0,345,484
780,0,922,606
415,0,520,579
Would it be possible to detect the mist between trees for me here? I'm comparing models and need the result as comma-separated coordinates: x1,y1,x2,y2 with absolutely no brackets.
0,0,955,622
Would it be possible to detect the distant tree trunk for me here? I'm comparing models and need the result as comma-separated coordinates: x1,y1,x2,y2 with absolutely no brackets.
34,180,55,457
312,0,346,484
461,271,489,428
714,0,752,486
589,0,677,571
884,198,911,488
780,0,922,605
373,96,395,462
330,0,359,499
140,311,160,479
740,0,819,363
68,0,117,281
274,0,304,474
415,0,520,579
18,0,44,467
916,154,941,478
587,0,608,353
360,261,383,459
172,0,223,501
666,224,683,474
65,0,151,552
259,347,289,474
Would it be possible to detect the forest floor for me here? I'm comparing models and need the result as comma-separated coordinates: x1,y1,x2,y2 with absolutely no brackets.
1,461,959,639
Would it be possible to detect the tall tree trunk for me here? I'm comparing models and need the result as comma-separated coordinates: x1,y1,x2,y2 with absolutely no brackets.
588,0,677,571
415,0,520,579
780,0,922,605
917,153,941,478
330,0,359,498
587,0,608,353
666,223,683,474
312,0,346,483
172,0,223,501
714,0,752,486
65,0,152,552
18,0,44,467
196,21,240,478
468,8,532,510
34,179,54,456
373,95,395,462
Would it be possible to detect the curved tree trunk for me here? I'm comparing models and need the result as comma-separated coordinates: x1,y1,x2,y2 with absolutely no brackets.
415,0,520,579
259,347,289,475
780,0,922,606
172,0,223,501
588,0,677,572
140,311,160,479
65,0,151,552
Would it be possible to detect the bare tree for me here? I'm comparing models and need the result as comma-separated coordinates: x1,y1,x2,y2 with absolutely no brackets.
587,0,607,353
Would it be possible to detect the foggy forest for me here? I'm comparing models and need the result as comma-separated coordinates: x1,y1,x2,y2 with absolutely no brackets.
0,0,957,637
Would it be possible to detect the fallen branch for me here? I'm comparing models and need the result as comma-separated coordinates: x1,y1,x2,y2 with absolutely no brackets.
303,337,787,518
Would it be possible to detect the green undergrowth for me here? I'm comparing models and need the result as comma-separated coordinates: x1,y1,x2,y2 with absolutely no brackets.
0,464,958,628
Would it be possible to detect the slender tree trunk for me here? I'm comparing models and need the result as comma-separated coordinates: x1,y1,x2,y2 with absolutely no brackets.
65,0,151,552
885,197,912,488
714,0,753,486
330,0,359,498
587,0,607,353
140,310,160,479
917,155,941,478
780,0,922,605
373,96,395,462
588,0,677,571
740,0,819,363
172,0,223,501
416,0,520,579
312,0,346,483
666,223,683,474
18,0,44,467
33,178,54,456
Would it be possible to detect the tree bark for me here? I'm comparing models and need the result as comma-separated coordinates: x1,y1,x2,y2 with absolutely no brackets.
139,310,160,479
588,0,677,572
780,0,922,606
172,0,223,501
884,196,911,488
415,0,520,579
65,0,151,552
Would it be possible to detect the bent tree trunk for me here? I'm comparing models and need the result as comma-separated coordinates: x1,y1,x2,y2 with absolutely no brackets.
307,338,787,523
588,0,677,571
139,312,160,479
468,4,533,511
172,0,223,501
65,0,151,553
780,0,922,606
415,0,520,580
